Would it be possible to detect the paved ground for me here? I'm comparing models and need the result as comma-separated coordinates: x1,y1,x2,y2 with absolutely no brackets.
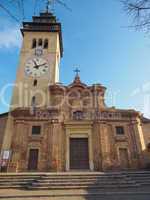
0,189,150,200
0,194,150,200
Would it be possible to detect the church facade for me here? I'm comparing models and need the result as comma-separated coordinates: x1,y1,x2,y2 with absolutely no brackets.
0,12,150,172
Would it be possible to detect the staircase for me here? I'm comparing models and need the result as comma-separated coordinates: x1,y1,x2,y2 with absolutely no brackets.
28,172,139,190
0,171,150,199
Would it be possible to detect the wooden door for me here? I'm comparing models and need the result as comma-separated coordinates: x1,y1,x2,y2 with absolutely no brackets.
119,148,129,169
70,138,89,170
28,149,39,171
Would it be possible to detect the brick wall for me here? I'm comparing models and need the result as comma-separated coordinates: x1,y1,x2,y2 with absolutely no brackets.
0,113,8,152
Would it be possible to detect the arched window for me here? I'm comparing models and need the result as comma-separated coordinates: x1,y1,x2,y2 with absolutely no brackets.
32,39,36,49
33,79,37,87
38,38,43,47
44,39,48,49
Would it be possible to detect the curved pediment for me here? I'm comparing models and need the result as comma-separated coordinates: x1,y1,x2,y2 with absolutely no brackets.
68,75,87,90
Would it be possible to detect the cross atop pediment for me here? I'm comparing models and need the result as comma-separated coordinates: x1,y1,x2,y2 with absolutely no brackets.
74,67,80,76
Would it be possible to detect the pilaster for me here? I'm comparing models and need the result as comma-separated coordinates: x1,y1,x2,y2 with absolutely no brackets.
100,122,112,171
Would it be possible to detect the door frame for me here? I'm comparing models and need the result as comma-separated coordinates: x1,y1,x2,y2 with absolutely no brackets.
65,124,94,171
27,147,40,171
117,145,131,169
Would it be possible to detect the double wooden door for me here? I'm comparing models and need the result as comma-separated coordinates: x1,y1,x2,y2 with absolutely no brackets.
70,138,89,170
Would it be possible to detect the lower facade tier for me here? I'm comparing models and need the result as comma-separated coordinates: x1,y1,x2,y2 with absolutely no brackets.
0,109,147,173
1,120,145,172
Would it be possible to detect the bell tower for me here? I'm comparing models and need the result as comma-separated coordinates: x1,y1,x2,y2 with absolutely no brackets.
11,12,63,109
1,11,63,158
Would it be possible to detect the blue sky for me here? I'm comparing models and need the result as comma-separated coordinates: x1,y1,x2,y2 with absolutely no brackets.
0,0,150,117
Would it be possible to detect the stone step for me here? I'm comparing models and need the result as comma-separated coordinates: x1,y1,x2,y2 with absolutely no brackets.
36,177,135,182
0,181,134,186
0,172,121,176
0,179,35,182
28,183,139,190
0,176,127,181
0,175,126,179
41,173,126,176
34,178,135,183
0,178,131,184
129,175,150,178
0,181,31,185
134,180,150,184
35,179,133,183
127,175,150,178
39,175,128,180
32,181,136,187
0,175,41,179
0,185,24,189
128,173,150,176
0,177,40,181
126,171,150,174
39,179,129,183
129,176,150,180
130,177,150,181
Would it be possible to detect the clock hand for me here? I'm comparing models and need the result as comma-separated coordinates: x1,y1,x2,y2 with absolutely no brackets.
33,60,38,67
35,63,47,68
33,63,47,70
33,60,41,70
34,65,39,69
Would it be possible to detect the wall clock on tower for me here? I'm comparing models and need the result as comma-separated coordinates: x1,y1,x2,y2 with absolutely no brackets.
25,57,49,77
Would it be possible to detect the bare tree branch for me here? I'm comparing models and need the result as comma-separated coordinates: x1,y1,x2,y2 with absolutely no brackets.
121,0,150,32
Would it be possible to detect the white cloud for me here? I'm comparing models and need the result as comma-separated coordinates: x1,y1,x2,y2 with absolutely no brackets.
0,24,22,49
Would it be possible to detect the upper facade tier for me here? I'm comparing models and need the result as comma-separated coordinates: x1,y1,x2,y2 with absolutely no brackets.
21,12,63,57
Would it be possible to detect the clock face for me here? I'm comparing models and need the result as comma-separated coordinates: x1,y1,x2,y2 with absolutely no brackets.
25,57,49,77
